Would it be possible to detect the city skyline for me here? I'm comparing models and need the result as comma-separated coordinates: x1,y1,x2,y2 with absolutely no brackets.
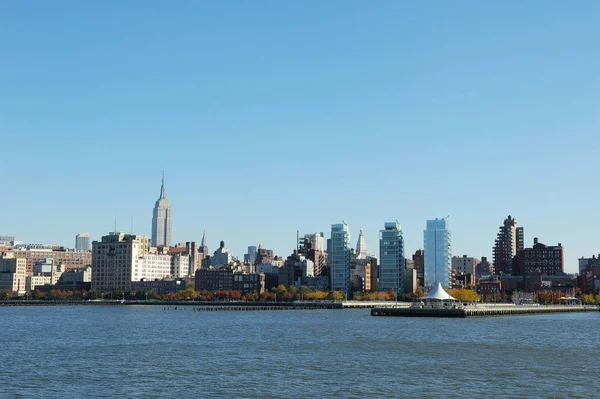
3,2,600,272
0,200,590,275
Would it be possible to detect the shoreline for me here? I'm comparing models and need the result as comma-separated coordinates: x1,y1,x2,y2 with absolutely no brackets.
0,300,404,309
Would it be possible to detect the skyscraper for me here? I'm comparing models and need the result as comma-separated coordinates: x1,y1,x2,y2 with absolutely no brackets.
151,172,172,247
379,221,404,295
492,215,524,275
244,246,258,264
356,226,367,259
424,218,452,289
75,232,91,252
200,231,208,256
330,221,351,297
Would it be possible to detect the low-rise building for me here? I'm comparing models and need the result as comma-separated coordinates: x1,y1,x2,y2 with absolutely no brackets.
26,259,65,292
131,278,187,295
59,266,92,284
195,268,264,294
11,247,91,275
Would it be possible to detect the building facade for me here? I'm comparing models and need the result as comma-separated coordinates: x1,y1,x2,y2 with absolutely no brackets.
0,252,26,294
412,249,424,287
451,255,478,286
514,238,564,276
92,232,153,291
211,241,233,267
424,218,452,289
379,221,405,295
350,256,372,292
171,253,190,278
476,256,494,278
493,215,524,275
244,246,258,264
92,233,146,291
298,234,326,276
139,250,172,281
75,233,91,252
151,173,172,247
578,255,600,274
11,248,91,276
330,221,351,297
195,269,265,294
132,278,187,295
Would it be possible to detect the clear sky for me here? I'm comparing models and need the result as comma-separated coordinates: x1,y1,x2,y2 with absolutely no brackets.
2,1,599,273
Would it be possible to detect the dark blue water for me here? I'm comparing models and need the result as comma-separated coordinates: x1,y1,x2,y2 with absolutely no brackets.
1,306,598,398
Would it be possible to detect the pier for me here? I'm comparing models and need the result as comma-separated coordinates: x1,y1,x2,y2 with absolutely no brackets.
0,299,405,309
371,304,599,318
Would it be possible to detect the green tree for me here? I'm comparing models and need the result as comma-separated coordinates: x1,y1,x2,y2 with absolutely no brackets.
298,286,310,300
275,285,288,301
0,290,12,300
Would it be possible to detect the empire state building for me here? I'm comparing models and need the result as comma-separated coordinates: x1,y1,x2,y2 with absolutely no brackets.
151,173,172,247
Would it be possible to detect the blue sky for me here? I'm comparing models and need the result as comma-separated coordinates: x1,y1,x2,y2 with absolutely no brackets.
2,1,599,272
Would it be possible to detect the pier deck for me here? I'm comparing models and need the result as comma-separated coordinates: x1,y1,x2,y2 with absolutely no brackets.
371,305,598,318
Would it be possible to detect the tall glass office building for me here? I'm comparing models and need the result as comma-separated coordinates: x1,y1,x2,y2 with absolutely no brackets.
379,221,404,296
330,221,351,298
75,232,91,252
424,218,452,289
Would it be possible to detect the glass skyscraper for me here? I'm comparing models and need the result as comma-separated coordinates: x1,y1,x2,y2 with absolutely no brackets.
75,232,91,252
379,221,404,296
330,221,351,298
424,218,452,289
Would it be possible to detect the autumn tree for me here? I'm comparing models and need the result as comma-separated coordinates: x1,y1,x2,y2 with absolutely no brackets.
413,287,425,299
177,288,199,300
581,294,596,305
327,291,344,301
448,288,479,302
537,292,553,304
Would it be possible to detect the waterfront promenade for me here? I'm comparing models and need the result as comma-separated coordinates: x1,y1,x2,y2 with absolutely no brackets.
0,299,408,309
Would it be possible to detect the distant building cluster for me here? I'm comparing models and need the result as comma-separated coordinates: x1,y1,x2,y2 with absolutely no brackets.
1,174,594,298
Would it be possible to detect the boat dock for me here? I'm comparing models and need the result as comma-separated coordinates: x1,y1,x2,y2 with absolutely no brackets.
371,305,599,318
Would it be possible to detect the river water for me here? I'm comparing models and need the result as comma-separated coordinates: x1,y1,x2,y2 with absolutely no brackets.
0,306,598,398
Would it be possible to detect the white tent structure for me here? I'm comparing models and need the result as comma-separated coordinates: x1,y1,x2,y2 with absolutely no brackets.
420,283,456,301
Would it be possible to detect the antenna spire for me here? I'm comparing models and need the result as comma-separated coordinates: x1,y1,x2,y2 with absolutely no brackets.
159,170,166,199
